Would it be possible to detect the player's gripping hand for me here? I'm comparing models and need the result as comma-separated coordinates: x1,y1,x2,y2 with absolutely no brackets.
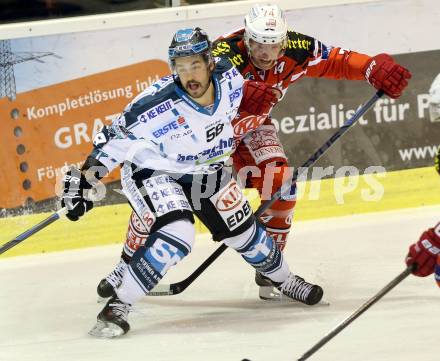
406,223,440,277
61,167,94,221
364,53,411,98
240,81,281,116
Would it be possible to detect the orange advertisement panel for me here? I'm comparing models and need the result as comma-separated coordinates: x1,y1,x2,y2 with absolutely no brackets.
0,60,169,208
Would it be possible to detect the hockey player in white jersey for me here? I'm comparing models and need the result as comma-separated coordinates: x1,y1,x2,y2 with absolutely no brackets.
60,28,323,337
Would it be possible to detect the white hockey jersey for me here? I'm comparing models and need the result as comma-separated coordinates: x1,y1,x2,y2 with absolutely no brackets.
92,59,244,174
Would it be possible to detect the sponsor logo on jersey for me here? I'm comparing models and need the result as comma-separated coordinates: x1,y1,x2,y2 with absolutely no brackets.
228,54,245,67
152,115,189,138
209,180,251,230
177,137,233,162
229,88,242,103
212,41,231,56
233,114,267,137
138,99,173,123
253,145,284,161
176,115,190,129
215,181,243,211
153,120,179,138
226,201,252,229
286,38,312,50
170,129,193,140
223,67,240,80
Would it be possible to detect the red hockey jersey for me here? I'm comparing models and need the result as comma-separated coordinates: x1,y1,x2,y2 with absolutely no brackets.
214,28,372,97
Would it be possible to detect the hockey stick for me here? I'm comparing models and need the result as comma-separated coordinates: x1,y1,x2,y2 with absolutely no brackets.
0,207,67,255
296,264,414,360
147,90,385,296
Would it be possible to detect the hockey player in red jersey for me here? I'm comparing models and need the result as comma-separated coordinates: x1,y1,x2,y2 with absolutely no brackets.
97,3,411,300
405,148,440,287
212,3,411,297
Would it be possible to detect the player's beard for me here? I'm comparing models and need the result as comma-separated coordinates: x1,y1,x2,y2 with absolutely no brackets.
184,80,211,99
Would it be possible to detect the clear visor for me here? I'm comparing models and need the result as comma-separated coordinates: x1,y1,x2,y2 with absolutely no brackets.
170,53,212,75
169,52,211,72
174,59,205,75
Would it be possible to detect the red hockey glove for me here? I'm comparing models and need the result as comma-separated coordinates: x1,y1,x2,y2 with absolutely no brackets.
364,53,411,98
240,81,281,116
406,223,440,277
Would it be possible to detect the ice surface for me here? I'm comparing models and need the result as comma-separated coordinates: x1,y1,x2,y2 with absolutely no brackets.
1,206,439,361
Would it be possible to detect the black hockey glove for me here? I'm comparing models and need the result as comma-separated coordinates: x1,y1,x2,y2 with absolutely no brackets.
61,167,94,221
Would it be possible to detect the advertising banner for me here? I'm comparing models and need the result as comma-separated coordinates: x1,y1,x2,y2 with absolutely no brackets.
0,60,169,208
271,50,440,176
0,24,175,209
1,1,439,210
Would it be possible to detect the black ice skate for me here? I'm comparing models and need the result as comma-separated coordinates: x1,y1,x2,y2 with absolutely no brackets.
89,296,131,338
97,259,127,300
275,273,323,306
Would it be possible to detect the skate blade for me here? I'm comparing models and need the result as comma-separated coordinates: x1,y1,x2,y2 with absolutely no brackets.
259,286,330,306
88,320,125,338
259,286,282,301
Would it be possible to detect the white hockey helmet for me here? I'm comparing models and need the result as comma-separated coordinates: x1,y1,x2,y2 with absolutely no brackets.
244,4,288,47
